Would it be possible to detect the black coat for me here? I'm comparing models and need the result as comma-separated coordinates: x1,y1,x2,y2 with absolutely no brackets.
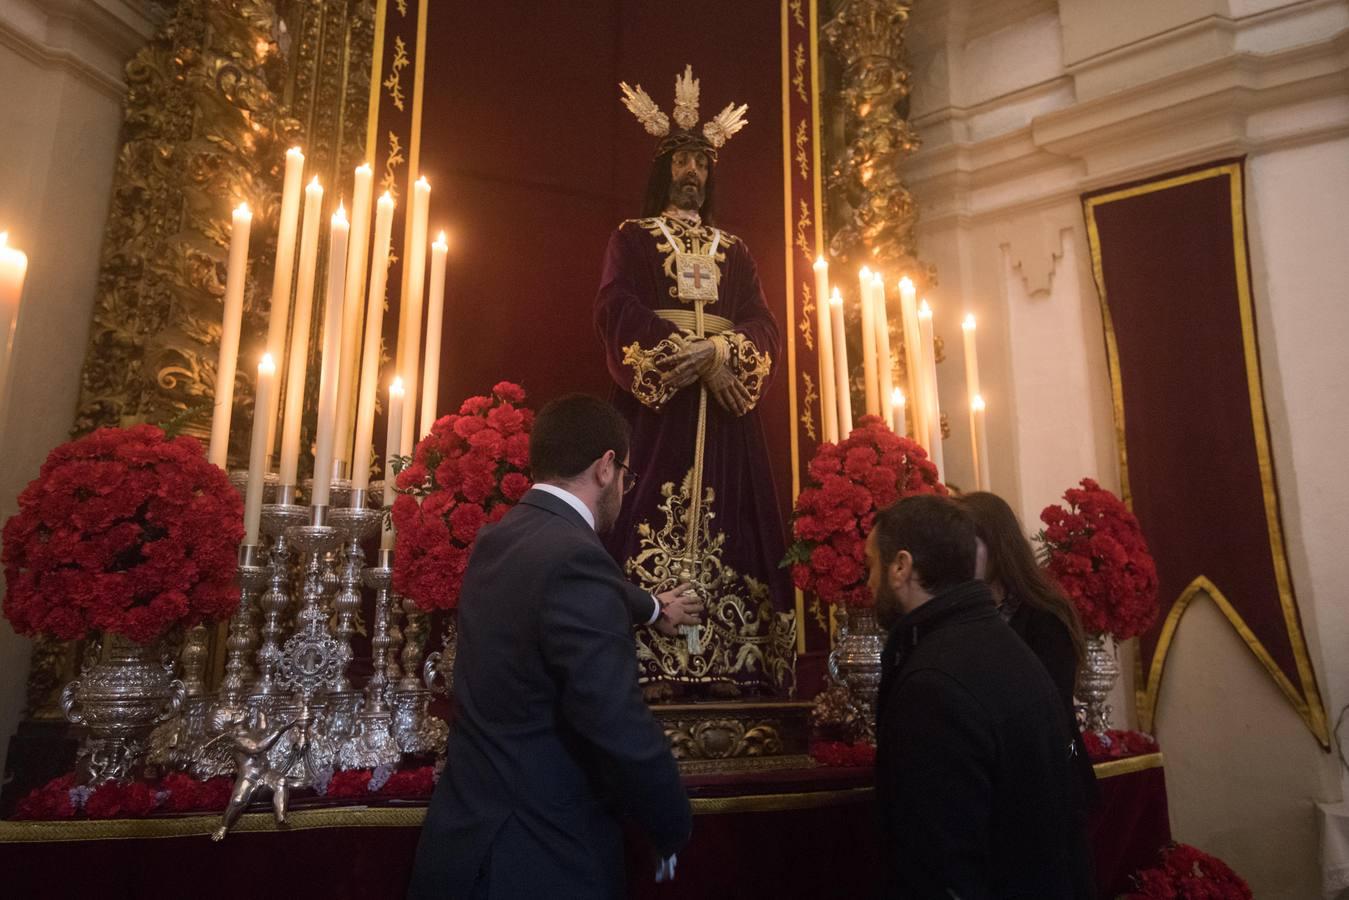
1006,601,1099,809
875,581,1084,899
407,489,691,899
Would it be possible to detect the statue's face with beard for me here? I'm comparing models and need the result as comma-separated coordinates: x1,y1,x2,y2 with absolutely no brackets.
667,149,710,211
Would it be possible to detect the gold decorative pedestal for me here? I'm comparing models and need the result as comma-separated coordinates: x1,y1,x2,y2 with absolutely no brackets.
654,701,814,775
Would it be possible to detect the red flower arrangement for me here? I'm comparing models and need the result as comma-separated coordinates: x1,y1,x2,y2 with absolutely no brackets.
784,417,947,607
809,740,877,768
9,766,439,821
393,383,533,611
1084,728,1158,762
1038,478,1159,640
1122,843,1253,899
2,425,244,644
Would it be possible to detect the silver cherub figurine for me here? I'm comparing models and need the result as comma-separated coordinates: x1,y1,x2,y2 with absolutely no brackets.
210,708,304,841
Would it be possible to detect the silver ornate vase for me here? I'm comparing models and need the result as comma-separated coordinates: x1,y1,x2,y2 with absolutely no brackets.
62,633,186,784
1077,631,1119,735
827,605,885,730
422,612,458,696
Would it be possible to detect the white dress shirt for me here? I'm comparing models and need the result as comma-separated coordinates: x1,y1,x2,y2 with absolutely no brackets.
531,484,660,625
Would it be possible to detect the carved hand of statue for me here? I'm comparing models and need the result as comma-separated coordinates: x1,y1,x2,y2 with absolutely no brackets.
655,582,704,637
703,363,753,417
659,339,717,390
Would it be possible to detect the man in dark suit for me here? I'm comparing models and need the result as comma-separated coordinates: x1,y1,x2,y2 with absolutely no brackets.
408,394,698,899
870,495,1085,898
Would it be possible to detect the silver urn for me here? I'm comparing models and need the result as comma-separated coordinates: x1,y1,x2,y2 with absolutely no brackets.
1077,631,1119,735
827,605,885,734
62,633,186,784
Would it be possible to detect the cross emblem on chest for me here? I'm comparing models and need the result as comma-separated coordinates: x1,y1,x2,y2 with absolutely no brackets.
681,259,712,290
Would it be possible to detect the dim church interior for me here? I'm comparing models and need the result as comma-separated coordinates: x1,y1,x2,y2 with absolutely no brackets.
0,0,1347,897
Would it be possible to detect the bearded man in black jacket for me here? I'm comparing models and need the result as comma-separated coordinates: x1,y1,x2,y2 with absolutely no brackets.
869,495,1090,899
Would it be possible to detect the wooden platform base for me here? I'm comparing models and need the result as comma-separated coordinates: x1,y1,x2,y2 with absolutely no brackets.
652,700,815,775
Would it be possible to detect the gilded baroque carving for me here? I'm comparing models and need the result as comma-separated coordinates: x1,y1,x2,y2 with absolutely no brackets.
628,470,797,695
794,118,810,181
383,35,410,112
821,0,920,275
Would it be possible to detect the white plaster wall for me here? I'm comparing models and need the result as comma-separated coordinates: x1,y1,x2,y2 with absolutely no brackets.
907,0,1348,891
0,0,151,777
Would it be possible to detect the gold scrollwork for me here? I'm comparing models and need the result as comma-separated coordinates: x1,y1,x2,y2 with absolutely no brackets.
726,332,772,410
790,0,805,28
800,372,818,441
799,282,814,350
795,199,813,261
383,35,409,111
383,129,405,199
794,118,810,181
621,336,685,410
628,471,796,694
793,43,808,103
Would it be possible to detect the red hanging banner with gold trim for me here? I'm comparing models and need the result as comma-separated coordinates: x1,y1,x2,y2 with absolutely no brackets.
1083,161,1327,746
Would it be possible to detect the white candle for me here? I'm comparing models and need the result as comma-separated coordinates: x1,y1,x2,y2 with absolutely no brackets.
829,288,852,438
278,176,324,488
263,147,306,459
873,272,895,432
310,204,350,509
0,232,30,438
919,300,944,479
335,164,374,467
858,266,879,416
351,192,397,494
897,277,924,449
892,388,907,438
962,313,981,404
244,354,276,546
813,257,837,443
397,176,432,456
381,377,405,549
208,203,253,469
419,232,449,438
971,394,991,491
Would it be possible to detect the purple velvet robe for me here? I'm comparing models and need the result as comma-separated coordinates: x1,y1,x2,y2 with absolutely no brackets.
595,215,796,696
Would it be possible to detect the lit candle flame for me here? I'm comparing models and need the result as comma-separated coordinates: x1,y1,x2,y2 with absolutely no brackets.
435,230,448,249
391,376,405,397
859,265,872,280
333,202,347,224
356,163,372,174
919,299,932,318
898,275,914,293
813,255,827,271
830,287,843,306
892,388,905,407
235,202,252,218
972,394,986,413
259,352,276,375
963,314,976,331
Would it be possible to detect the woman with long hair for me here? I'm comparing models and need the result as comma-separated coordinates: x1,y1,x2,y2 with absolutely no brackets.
956,490,1099,898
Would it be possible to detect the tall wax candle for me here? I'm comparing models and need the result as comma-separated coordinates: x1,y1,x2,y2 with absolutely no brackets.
397,176,431,456
380,377,405,549
829,288,852,438
892,388,907,438
310,205,350,508
873,272,896,432
0,232,28,438
971,395,991,491
335,163,374,467
208,203,253,469
897,277,925,449
243,354,276,546
419,232,449,439
263,147,306,458
918,300,944,479
961,314,981,403
858,267,879,416
350,192,397,495
278,176,324,488
813,257,837,443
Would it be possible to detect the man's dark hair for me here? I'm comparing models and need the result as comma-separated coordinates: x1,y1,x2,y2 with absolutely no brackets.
873,495,977,594
641,150,718,224
529,394,630,483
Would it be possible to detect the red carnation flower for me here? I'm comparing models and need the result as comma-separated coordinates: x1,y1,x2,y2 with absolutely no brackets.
2,426,242,643
395,384,532,612
783,419,946,609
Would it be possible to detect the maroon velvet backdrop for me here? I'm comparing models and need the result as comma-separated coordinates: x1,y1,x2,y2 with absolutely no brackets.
414,0,793,524
1083,160,1324,741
